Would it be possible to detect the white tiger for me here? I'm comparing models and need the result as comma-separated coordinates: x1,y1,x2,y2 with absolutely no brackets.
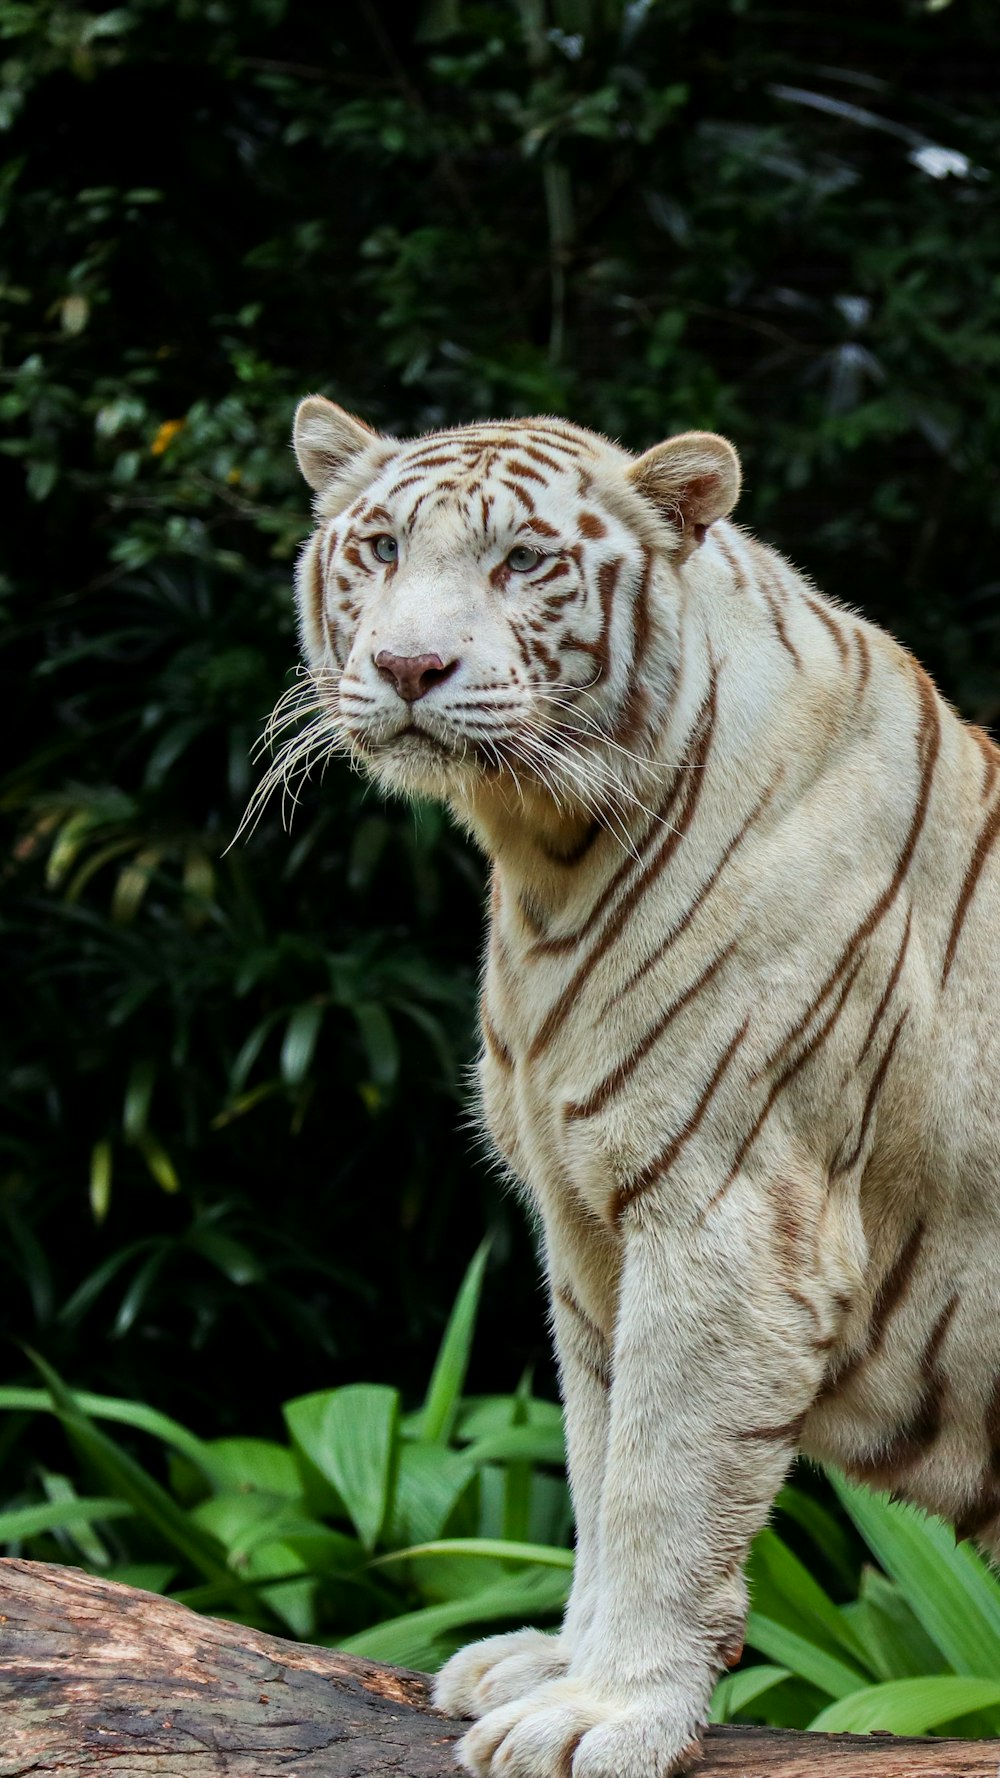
283,394,1000,1778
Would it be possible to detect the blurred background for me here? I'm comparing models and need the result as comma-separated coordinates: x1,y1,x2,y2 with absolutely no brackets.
2,0,1000,1725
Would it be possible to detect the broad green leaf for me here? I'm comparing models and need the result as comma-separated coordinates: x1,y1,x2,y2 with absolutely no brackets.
463,1426,566,1468
710,1664,792,1724
340,1566,569,1668
811,1676,1000,1735
843,1567,948,1681
200,1438,303,1500
283,1391,347,1518
454,1396,563,1442
831,1471,1000,1675
0,1496,133,1542
420,1240,490,1445
752,1526,872,1671
390,1443,476,1546
286,1385,399,1552
744,1610,867,1699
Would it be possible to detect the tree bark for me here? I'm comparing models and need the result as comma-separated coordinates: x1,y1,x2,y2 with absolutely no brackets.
0,1557,992,1777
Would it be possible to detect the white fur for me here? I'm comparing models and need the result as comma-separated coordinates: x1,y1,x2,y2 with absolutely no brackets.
282,399,1000,1778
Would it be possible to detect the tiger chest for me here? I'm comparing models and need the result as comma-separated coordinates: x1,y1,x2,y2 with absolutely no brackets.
477,926,691,1229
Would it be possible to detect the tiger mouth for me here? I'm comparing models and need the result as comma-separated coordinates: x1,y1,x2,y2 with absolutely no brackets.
367,725,501,774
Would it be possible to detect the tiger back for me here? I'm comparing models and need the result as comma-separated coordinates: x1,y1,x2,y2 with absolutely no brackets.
284,394,1000,1778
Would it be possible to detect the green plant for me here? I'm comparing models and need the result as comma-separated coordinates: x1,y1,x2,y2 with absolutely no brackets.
7,1247,1000,1737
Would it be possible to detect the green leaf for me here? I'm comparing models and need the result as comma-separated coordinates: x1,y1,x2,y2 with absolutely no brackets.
811,1676,1000,1735
339,1566,569,1668
710,1664,792,1724
390,1443,476,1546
372,1537,574,1569
286,1385,399,1552
89,1139,113,1224
280,1001,324,1087
19,1355,240,1594
352,1000,399,1090
751,1526,872,1671
0,1385,220,1480
463,1426,566,1468
830,1471,1000,1676
743,1611,868,1699
0,1496,134,1542
420,1240,490,1445
199,1439,303,1500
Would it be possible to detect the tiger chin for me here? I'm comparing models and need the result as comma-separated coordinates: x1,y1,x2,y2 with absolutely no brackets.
280,393,1000,1778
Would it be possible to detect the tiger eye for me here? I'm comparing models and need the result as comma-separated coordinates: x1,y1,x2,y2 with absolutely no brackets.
507,545,542,573
373,535,398,563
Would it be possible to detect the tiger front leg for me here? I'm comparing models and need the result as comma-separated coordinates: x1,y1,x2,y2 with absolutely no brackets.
459,1187,827,1778
435,1257,613,1719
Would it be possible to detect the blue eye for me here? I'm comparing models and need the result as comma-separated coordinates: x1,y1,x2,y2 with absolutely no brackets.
507,545,542,573
373,535,398,563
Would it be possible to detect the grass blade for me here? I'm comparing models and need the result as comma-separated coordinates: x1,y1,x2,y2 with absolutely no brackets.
420,1241,490,1445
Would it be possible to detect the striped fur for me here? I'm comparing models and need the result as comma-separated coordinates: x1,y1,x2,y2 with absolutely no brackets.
286,396,1000,1778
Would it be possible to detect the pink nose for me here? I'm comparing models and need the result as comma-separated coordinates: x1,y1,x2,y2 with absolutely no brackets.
374,651,459,703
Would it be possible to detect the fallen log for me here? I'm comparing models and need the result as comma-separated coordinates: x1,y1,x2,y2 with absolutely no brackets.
0,1557,993,1776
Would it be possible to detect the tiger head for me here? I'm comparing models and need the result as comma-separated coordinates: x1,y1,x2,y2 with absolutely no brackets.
284,397,740,850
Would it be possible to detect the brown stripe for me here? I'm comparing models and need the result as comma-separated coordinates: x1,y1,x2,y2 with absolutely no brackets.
715,531,748,592
833,1010,908,1178
726,952,865,1185
554,1287,611,1391
480,1008,513,1071
527,682,717,1060
612,1018,749,1223
736,1412,807,1445
499,478,536,513
610,552,655,750
820,1220,925,1401
766,667,940,1073
802,589,850,663
970,724,1000,800
505,457,548,484
616,772,780,1003
578,511,607,539
529,675,716,959
853,627,872,710
848,1294,958,1484
522,444,564,474
941,790,1000,988
307,535,325,642
566,945,736,1121
858,908,912,1064
762,583,802,668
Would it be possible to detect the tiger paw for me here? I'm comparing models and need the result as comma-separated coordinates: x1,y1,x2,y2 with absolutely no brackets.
433,1628,569,1720
456,1679,704,1778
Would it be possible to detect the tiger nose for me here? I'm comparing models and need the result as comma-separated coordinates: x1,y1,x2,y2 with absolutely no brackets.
374,651,459,703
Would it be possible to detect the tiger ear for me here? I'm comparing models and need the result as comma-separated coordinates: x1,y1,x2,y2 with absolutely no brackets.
627,431,741,551
293,395,381,492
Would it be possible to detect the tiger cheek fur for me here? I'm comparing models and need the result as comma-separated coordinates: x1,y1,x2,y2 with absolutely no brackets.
283,394,1000,1778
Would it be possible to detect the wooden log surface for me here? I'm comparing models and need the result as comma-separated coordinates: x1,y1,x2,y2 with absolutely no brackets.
0,1557,993,1776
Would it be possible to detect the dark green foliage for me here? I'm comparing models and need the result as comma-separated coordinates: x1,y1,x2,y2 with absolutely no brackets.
1,0,998,1501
